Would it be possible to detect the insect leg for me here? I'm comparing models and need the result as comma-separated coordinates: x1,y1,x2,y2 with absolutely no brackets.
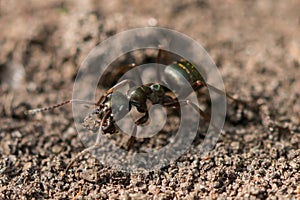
126,111,149,150
129,63,143,86
126,125,137,151
156,48,163,82
193,80,258,109
157,47,171,64
156,47,172,82
64,110,111,173
96,79,136,105
206,82,256,107
163,100,223,133
64,139,101,174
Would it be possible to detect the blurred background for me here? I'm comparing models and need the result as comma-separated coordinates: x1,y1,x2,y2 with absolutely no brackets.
0,0,299,199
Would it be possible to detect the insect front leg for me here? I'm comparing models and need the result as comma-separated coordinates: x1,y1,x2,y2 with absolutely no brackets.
64,111,111,174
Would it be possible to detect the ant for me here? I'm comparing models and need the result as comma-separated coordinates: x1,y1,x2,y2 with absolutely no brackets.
25,49,256,173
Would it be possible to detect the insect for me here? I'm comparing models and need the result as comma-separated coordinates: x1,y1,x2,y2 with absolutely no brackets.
26,51,254,173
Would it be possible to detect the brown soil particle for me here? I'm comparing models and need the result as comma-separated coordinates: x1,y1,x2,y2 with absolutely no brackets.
1,0,299,199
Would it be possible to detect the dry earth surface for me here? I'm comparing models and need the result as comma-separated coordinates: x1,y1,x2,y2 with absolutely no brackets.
0,0,300,199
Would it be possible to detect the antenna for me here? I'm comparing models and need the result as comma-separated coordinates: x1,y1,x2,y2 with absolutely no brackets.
25,99,96,115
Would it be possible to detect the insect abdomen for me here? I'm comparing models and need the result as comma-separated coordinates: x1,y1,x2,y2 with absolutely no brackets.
163,61,206,98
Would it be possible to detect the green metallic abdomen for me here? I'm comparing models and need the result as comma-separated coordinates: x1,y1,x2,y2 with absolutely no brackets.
163,61,206,98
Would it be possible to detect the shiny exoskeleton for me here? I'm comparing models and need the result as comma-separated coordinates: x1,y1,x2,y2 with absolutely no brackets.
83,83,175,134
26,59,250,173
82,60,208,137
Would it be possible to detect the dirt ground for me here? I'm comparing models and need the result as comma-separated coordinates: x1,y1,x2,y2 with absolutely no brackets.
0,0,300,199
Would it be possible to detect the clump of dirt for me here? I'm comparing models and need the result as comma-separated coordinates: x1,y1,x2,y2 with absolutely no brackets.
0,0,299,199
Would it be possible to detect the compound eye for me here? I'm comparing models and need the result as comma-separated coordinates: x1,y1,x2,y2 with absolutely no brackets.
150,84,161,91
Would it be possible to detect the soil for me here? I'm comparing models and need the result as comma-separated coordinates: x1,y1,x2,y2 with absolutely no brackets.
0,0,300,199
